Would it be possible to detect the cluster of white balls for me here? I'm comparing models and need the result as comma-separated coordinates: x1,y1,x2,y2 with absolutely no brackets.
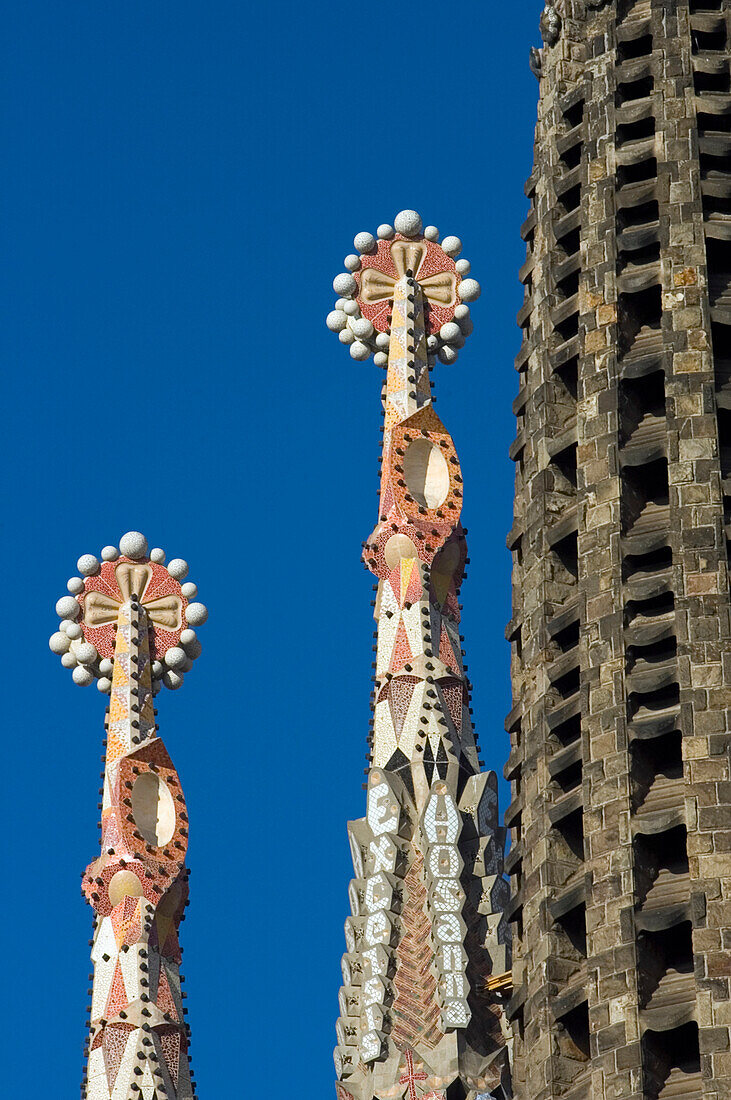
326,210,481,367
49,531,207,694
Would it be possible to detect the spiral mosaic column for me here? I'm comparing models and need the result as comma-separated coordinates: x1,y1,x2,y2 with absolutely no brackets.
50,531,207,1100
326,212,511,1100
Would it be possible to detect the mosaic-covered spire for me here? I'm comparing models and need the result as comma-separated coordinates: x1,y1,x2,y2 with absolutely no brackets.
50,531,207,1100
327,213,511,1100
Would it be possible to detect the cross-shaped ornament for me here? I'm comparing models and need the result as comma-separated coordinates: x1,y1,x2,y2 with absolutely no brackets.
399,1048,428,1100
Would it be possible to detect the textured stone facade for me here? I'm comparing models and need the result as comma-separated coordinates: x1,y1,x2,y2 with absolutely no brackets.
507,2,731,1097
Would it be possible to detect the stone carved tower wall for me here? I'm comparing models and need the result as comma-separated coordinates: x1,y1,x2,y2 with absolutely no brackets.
507,2,731,1098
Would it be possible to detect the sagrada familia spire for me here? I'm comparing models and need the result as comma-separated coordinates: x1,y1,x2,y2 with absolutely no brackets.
326,211,512,1100
50,531,207,1100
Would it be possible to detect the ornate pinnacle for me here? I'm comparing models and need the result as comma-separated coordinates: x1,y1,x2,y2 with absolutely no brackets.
326,209,480,368
328,215,510,1100
50,530,207,694
51,531,206,1100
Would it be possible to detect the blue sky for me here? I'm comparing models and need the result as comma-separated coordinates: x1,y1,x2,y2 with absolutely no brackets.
2,2,543,1093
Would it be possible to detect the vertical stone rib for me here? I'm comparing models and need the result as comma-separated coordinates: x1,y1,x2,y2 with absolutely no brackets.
507,7,592,1099
683,1,731,1095
582,5,643,1094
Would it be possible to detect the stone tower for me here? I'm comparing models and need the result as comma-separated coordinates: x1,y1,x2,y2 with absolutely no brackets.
326,212,511,1100
507,2,731,1098
50,531,207,1100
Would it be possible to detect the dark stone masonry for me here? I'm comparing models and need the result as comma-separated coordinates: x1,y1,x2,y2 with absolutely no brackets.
506,1,731,1097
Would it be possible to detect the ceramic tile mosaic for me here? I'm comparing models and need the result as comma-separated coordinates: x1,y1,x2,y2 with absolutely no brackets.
328,217,511,1100
50,533,206,1100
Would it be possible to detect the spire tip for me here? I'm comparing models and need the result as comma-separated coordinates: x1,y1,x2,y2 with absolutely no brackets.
327,212,480,368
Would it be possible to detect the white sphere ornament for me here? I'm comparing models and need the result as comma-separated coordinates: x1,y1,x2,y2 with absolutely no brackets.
167,558,189,580
439,345,460,364
184,637,203,660
180,628,197,646
101,545,119,562
49,631,71,655
374,352,388,368
97,677,112,694
181,582,198,599
459,278,481,302
350,341,371,361
77,554,100,577
350,317,374,340
427,335,439,351
441,235,462,257
56,596,80,620
65,621,83,640
99,658,114,675
332,272,357,297
165,646,188,670
163,670,184,690
119,531,148,559
67,576,85,595
375,332,390,350
440,322,462,343
344,254,361,272
152,660,164,678
424,225,440,242
455,303,470,321
394,210,422,237
456,259,471,275
72,666,95,686
75,642,98,665
150,548,166,564
377,223,394,239
165,558,186,585
61,651,78,669
343,299,360,316
339,328,355,345
326,309,348,333
354,231,376,254
186,602,208,626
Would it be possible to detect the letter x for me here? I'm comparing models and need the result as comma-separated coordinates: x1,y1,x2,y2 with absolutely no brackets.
399,1048,428,1100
